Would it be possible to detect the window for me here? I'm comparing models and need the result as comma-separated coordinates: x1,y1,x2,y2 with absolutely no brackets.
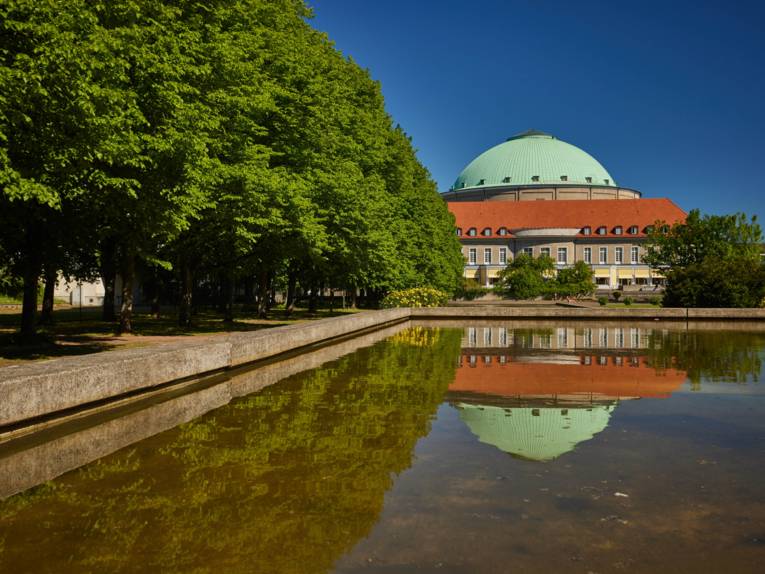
522,247,533,257
597,226,607,235
604,179,610,185
584,247,592,263
468,248,477,264
614,226,623,235
502,176,511,183
499,248,507,264
482,227,492,236
531,175,540,182
585,177,592,183
498,227,507,236
540,247,551,258
484,248,492,264
599,247,607,264
631,246,639,264
644,225,654,234
456,228,462,236
560,175,568,181
477,179,485,185
582,226,591,235
615,247,623,264
467,227,477,236
557,247,567,264
628,225,638,235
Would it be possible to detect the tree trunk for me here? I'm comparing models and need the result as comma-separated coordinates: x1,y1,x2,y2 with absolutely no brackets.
179,258,193,328
257,269,269,319
350,287,357,309
285,271,297,316
223,274,234,323
100,239,117,322
39,268,57,325
119,248,135,333
20,246,41,339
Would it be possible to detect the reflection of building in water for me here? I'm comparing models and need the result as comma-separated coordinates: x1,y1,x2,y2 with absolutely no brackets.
451,327,687,461
462,326,658,351
458,403,615,462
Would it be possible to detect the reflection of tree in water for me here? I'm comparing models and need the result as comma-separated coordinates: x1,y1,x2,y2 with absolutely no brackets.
0,328,461,573
645,330,764,387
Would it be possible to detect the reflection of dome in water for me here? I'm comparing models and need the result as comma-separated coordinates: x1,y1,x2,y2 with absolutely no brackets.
457,403,615,461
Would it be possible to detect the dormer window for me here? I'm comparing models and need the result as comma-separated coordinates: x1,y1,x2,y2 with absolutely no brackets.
644,225,654,234
585,177,592,183
467,227,477,236
531,175,539,182
614,226,623,235
498,227,508,236
502,176,511,183
604,179,610,185
628,225,638,235
482,227,492,236
477,179,485,185
456,228,462,237
582,226,591,235
560,175,568,181
597,226,607,235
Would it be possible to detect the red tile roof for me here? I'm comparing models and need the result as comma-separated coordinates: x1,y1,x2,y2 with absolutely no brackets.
449,198,686,239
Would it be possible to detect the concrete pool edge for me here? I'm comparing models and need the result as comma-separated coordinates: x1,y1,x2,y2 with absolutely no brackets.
1,305,764,429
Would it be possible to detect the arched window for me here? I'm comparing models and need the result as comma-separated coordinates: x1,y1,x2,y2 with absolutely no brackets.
467,227,477,236
482,227,492,236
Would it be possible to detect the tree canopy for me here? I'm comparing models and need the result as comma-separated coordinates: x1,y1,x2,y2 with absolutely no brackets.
644,209,765,308
497,255,594,300
0,0,463,335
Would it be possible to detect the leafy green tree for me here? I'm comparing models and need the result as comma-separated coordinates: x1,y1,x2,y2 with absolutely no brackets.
552,260,595,298
497,254,555,299
644,209,765,307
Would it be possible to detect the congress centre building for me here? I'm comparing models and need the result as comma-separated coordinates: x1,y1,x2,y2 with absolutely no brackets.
443,130,686,290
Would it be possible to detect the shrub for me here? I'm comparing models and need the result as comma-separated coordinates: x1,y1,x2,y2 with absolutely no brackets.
648,295,662,306
381,287,449,308
597,296,607,306
455,278,489,301
623,296,634,306
611,291,621,302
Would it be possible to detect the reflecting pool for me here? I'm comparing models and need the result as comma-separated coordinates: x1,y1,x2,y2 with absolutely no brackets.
1,322,764,573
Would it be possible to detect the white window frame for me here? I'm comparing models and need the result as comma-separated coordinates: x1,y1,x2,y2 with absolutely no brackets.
583,247,592,263
540,247,551,258
615,247,623,264
468,248,477,265
631,246,639,264
599,247,608,264
484,248,492,264
557,247,567,264
522,247,533,257
499,248,507,265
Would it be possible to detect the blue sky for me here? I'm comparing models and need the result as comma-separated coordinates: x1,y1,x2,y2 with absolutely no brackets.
309,0,765,224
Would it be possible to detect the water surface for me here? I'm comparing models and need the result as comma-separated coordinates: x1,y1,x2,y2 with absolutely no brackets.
1,322,764,573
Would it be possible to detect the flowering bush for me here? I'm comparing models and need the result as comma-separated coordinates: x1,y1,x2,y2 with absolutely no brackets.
381,287,449,308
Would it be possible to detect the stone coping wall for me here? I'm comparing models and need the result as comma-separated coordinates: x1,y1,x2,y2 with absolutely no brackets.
1,305,764,429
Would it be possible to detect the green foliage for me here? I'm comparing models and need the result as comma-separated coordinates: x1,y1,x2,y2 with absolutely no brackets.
597,296,607,306
644,209,765,308
380,287,449,308
455,278,489,301
550,260,595,298
612,291,621,302
623,296,633,306
497,254,554,300
648,295,662,306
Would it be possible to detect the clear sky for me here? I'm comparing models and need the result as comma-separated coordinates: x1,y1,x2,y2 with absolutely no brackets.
309,0,765,223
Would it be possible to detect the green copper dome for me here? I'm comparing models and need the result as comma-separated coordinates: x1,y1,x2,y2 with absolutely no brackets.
451,130,617,190
457,403,616,462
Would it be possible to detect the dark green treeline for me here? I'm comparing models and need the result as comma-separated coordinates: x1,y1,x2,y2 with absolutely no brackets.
0,0,464,334
0,328,461,572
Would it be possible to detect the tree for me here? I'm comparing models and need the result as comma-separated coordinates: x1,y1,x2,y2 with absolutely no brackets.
497,254,555,300
552,261,595,299
644,209,765,307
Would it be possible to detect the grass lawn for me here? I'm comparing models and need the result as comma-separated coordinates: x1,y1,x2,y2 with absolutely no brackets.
0,305,360,365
